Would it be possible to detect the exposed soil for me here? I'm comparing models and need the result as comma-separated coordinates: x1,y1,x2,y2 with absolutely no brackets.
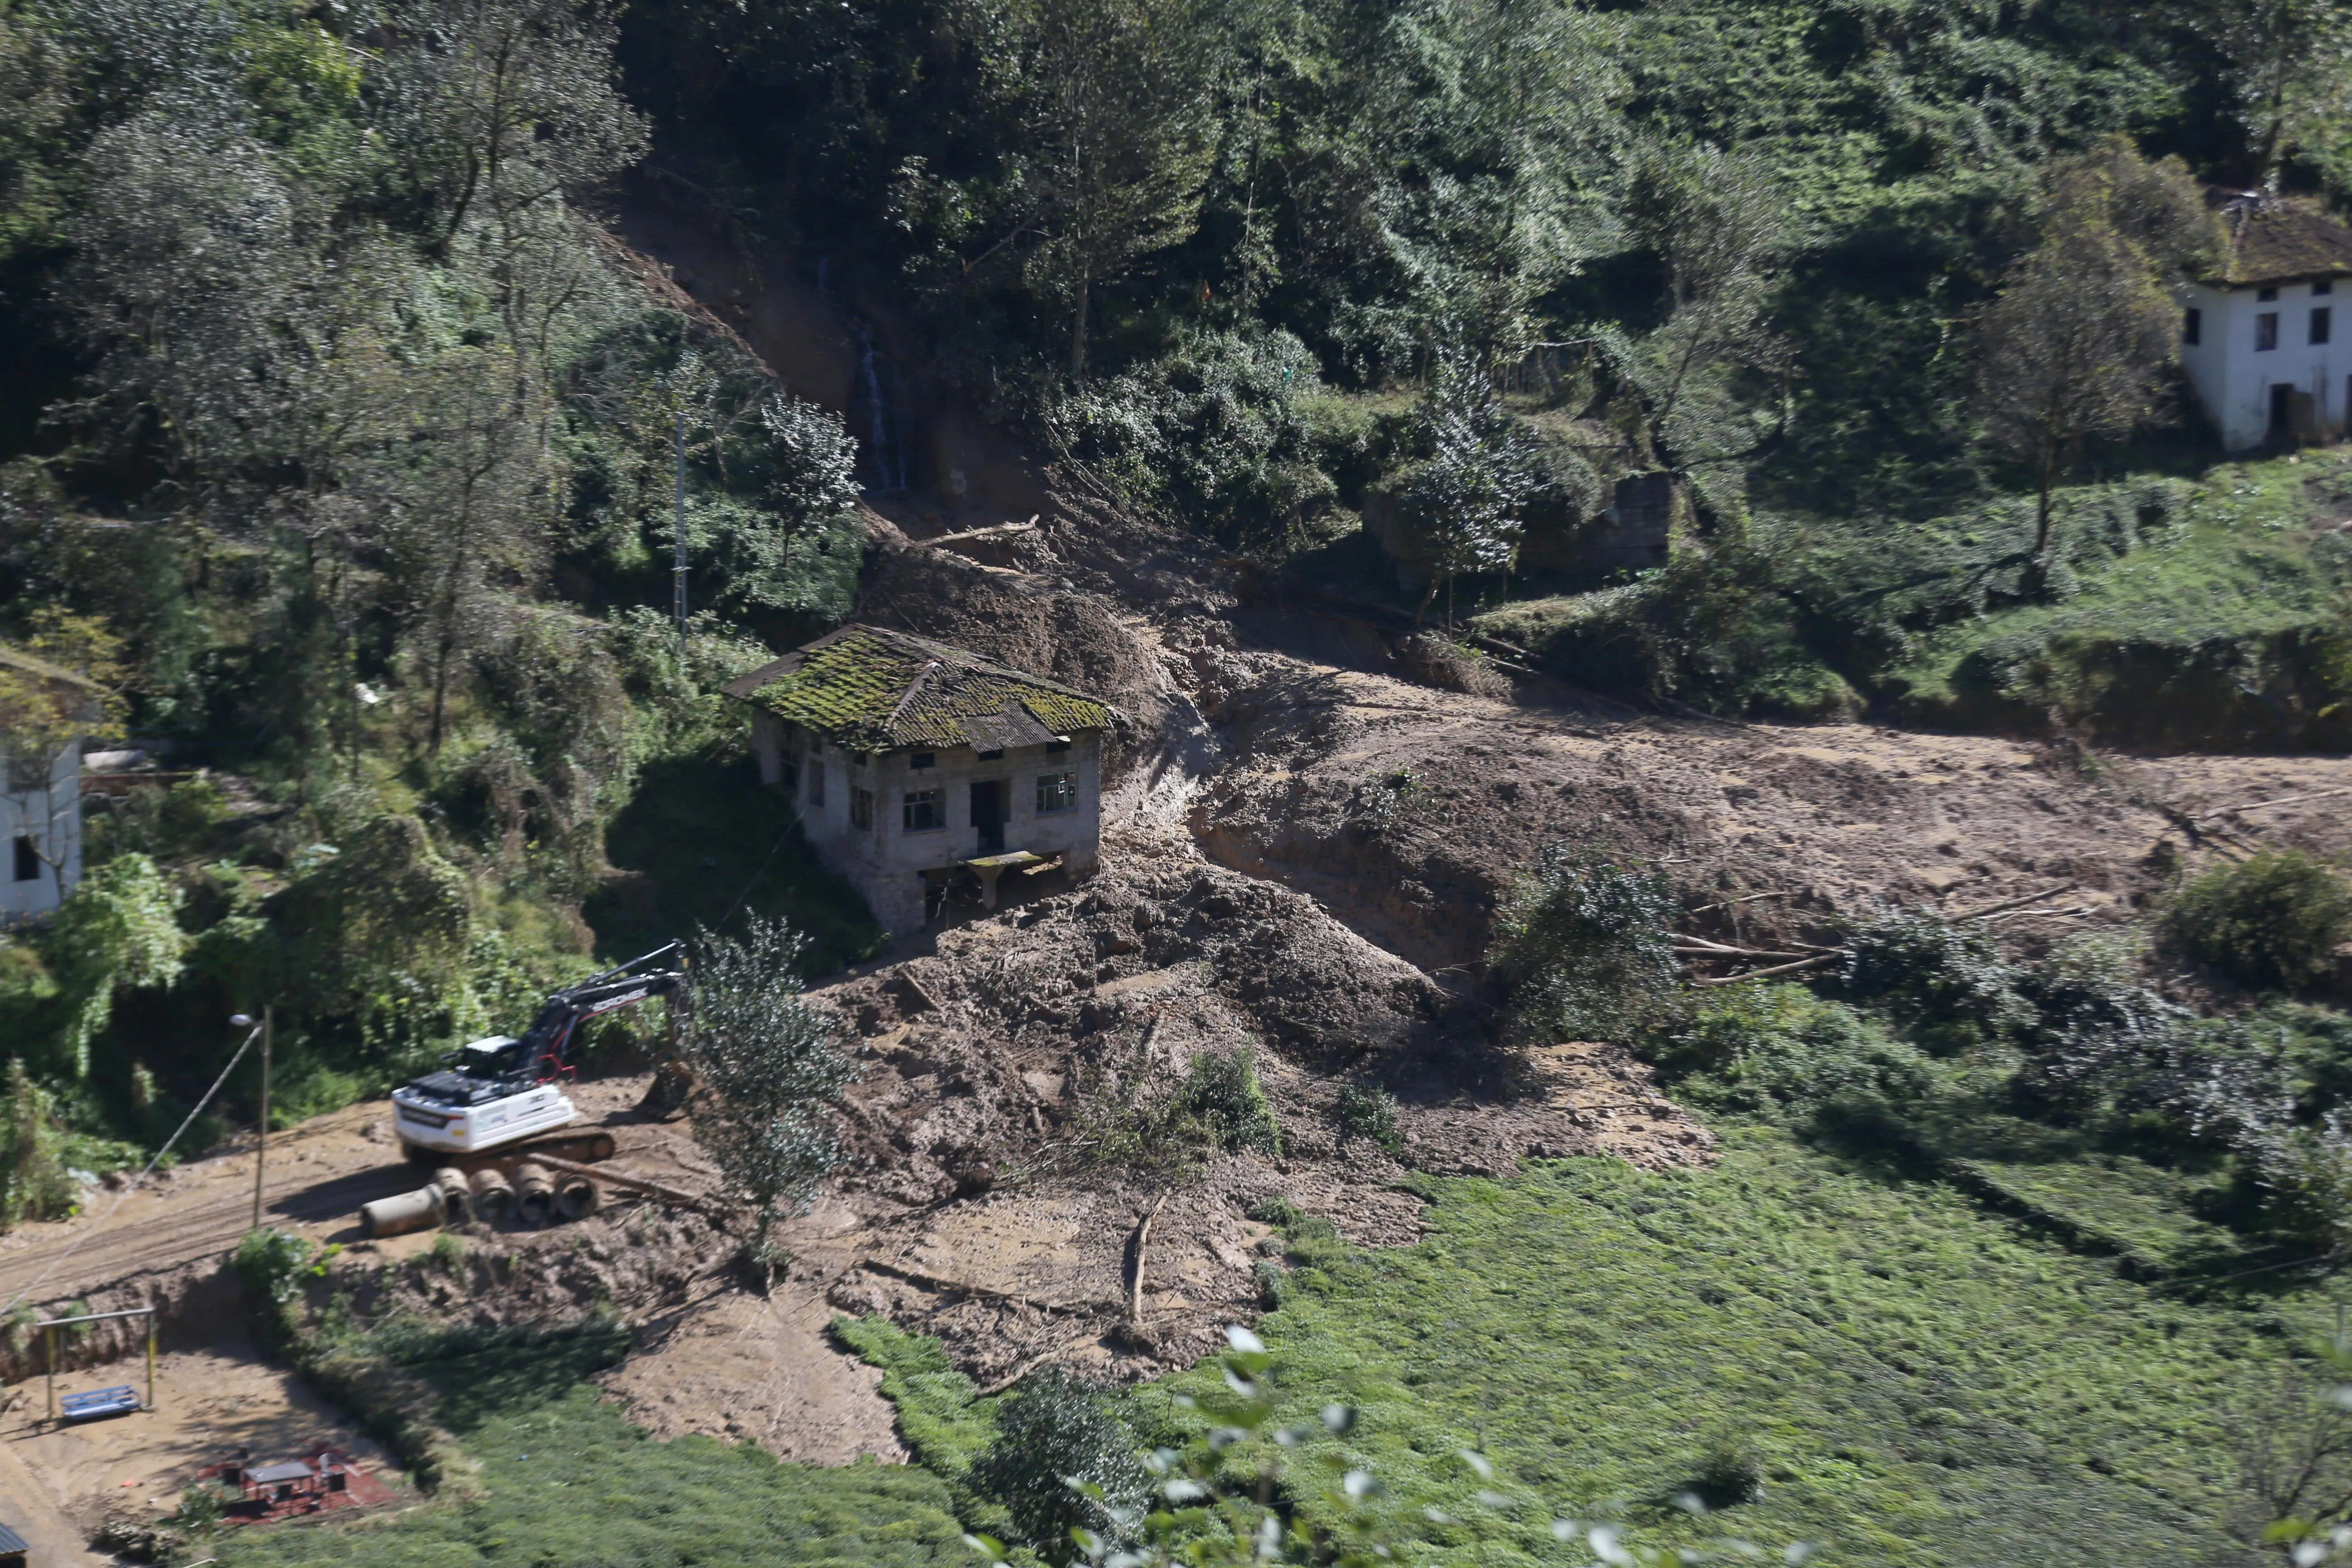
4,1326,400,1543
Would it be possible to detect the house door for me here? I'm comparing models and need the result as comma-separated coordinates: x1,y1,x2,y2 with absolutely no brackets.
2271,382,2295,443
970,779,1004,854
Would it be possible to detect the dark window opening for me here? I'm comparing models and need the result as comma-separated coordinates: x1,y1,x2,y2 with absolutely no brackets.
2314,307,2333,345
970,779,1005,854
904,789,943,832
11,836,37,883
2183,307,2201,346
851,788,874,830
808,761,826,807
975,748,1005,760
2258,312,2281,351
2317,280,2335,296
2260,285,2280,302
781,757,799,797
1046,739,1071,755
911,752,935,770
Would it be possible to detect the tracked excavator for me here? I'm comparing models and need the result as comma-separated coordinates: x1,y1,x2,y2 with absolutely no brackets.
390,942,689,1162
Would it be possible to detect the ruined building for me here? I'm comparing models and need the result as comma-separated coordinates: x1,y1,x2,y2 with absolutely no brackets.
724,625,1118,934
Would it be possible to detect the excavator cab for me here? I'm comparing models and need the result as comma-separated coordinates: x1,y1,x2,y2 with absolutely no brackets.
391,943,688,1160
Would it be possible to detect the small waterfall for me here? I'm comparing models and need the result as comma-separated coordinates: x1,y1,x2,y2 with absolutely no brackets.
856,325,909,492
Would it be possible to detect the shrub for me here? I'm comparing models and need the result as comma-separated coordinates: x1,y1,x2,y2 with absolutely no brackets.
1046,329,1338,553
1690,1433,1769,1509
969,1368,1149,1565
1838,904,2029,1053
1173,1048,1281,1156
2162,851,2352,992
1666,985,1935,1127
1491,851,1681,1046
0,1058,75,1228
1332,1084,1400,1152
2009,935,2188,1118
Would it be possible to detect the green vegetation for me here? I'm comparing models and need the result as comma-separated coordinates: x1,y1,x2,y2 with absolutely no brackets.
211,1320,970,1568
970,1370,1150,1564
2163,849,2352,993
1132,1129,2284,1566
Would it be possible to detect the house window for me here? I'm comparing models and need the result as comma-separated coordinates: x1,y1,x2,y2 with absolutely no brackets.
2258,312,2280,351
2314,307,2333,345
911,752,935,770
904,789,944,831
976,748,1005,760
781,756,800,797
1036,771,1078,814
1046,739,1071,755
11,837,37,883
2318,280,2337,296
852,751,868,769
2183,307,2201,346
851,788,874,830
808,761,826,807
2259,285,2280,302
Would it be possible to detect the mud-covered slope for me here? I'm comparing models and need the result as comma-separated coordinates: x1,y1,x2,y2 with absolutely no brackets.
1177,652,2324,975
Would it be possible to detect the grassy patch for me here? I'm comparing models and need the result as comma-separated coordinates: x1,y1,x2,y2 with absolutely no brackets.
211,1320,969,1568
1876,453,2352,747
1123,1127,2301,1566
829,1314,1013,1536
584,755,883,974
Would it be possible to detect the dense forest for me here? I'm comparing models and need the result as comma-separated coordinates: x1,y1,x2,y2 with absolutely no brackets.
7,0,2352,1559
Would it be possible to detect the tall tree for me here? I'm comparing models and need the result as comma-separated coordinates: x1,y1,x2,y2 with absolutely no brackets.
683,916,859,1279
1008,0,1217,376
1974,144,2215,570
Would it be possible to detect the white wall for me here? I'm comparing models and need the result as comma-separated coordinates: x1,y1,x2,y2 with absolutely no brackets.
0,742,82,922
2181,279,2347,451
752,715,1103,934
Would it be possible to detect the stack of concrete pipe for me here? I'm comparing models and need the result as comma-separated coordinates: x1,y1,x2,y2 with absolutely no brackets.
359,1157,603,1238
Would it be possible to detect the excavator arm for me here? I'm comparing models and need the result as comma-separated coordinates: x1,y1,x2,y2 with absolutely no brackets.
515,942,690,1082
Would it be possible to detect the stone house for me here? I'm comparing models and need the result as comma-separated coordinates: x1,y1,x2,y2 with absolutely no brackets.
723,625,1119,934
2180,190,2352,451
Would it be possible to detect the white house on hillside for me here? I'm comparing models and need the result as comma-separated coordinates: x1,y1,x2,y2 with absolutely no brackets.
724,625,1119,935
2181,190,2352,451
0,646,100,924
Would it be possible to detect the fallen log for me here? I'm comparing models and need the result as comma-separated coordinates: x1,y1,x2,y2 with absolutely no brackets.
855,1256,1109,1317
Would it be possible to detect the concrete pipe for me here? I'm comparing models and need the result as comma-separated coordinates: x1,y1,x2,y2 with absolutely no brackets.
433,1167,472,1225
552,1170,599,1223
469,1166,516,1226
361,1186,443,1239
513,1161,555,1227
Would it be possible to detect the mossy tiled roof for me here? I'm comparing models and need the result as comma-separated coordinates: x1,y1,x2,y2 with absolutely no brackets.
2207,189,2352,286
720,625,1118,751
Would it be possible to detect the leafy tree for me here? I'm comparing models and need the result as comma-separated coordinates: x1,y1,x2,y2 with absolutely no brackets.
683,916,858,1274
2200,0,2352,187
1005,0,1218,376
1974,146,2211,570
1619,140,1791,486
1393,353,1539,623
40,853,186,1077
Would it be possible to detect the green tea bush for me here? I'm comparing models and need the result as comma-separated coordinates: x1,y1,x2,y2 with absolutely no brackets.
970,1368,1149,1565
1837,903,2029,1053
1331,1084,1400,1152
1173,1048,1282,1156
1663,985,1935,1129
1491,850,1680,1045
2161,851,2352,992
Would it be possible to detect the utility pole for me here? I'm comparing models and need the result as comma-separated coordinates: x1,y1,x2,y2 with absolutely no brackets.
673,405,689,648
251,1005,271,1230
